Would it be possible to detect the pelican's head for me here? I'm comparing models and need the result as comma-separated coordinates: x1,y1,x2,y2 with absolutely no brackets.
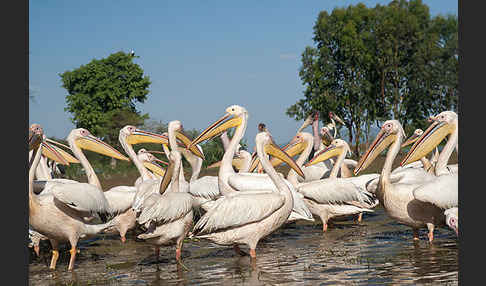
306,138,350,167
136,148,168,177
120,125,169,146
226,105,247,117
253,132,312,171
69,128,129,161
28,124,68,165
255,132,305,179
167,120,205,159
401,129,424,148
285,132,313,156
189,105,247,147
354,120,405,175
401,111,457,166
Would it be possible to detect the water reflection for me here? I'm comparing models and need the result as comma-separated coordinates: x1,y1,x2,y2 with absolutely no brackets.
29,207,458,285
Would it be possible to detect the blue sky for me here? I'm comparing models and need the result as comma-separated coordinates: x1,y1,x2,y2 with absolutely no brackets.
29,0,457,150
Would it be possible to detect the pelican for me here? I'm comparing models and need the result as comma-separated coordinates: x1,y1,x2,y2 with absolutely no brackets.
191,131,305,259
296,138,377,231
28,124,118,271
132,148,168,186
127,126,203,215
136,120,195,262
34,137,80,180
354,120,445,242
139,129,220,213
400,111,459,238
113,125,175,220
103,145,168,243
32,128,129,198
28,137,73,257
29,137,79,184
189,105,313,221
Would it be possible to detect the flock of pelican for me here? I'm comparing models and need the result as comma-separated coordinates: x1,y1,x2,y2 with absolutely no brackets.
28,105,458,271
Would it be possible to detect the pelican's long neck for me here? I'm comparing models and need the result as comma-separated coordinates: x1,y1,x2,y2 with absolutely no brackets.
329,148,348,179
380,134,403,191
168,127,182,193
68,137,102,189
179,147,202,182
287,136,314,187
312,119,320,151
219,113,247,195
120,136,152,181
257,146,290,200
435,121,458,176
35,155,52,180
165,151,182,193
29,144,43,207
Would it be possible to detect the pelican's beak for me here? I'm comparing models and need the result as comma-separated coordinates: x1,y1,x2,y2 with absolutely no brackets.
189,113,242,148
126,129,169,145
145,150,165,155
45,138,80,163
43,144,80,164
297,114,314,133
401,121,455,166
175,130,205,159
401,133,421,148
267,138,308,169
248,152,260,173
305,144,342,167
76,135,129,161
41,141,69,165
159,159,175,194
264,140,305,179
143,159,167,177
354,129,397,175
153,157,169,166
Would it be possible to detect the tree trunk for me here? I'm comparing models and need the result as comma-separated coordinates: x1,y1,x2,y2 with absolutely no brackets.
381,69,385,104
346,123,353,154
354,121,361,157
365,120,370,148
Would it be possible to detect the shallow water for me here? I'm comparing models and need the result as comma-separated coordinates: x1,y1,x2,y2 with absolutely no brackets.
28,206,458,285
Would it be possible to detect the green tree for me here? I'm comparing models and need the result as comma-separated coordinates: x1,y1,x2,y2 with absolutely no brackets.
60,51,151,146
287,0,457,155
